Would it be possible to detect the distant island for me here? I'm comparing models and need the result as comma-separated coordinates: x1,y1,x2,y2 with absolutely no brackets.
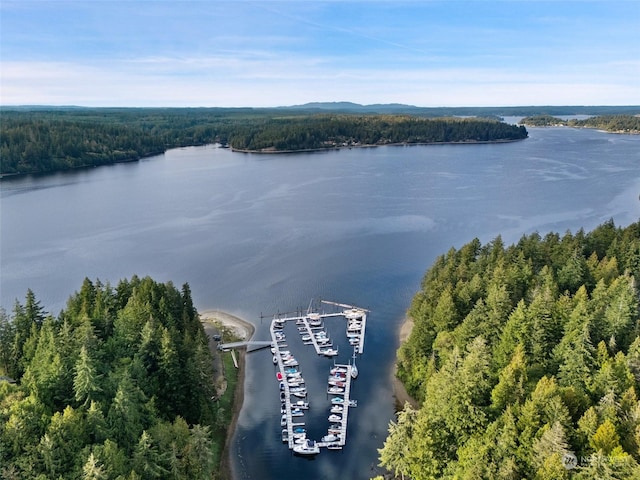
1,104,637,176
521,114,640,134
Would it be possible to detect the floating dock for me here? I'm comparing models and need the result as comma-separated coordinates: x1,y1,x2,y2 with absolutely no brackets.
270,301,368,453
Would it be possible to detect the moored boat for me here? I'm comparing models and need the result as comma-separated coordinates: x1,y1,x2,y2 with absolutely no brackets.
293,439,320,456
321,433,340,443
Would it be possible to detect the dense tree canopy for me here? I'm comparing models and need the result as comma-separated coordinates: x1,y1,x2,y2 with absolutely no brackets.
382,220,640,479
0,276,230,479
521,114,640,134
0,108,526,175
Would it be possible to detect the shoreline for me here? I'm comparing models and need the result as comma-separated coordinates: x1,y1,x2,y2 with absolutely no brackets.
199,310,255,480
231,137,526,154
391,315,419,410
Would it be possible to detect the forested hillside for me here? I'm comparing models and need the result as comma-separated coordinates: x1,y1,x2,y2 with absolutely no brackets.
228,115,527,152
380,220,640,479
521,114,640,134
0,276,231,479
0,108,526,176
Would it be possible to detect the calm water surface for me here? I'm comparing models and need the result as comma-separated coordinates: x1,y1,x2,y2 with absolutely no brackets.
2,126,639,479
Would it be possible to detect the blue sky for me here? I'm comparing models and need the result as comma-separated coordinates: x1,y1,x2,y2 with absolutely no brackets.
1,1,638,107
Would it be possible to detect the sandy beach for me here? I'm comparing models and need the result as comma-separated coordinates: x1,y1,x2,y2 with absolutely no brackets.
391,315,419,410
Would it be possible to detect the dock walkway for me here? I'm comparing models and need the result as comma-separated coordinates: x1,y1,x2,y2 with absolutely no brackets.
269,301,368,453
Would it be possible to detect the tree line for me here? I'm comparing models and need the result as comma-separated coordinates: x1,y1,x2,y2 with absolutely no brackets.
521,115,640,134
1,108,526,175
0,276,233,479
378,220,640,479
228,115,527,152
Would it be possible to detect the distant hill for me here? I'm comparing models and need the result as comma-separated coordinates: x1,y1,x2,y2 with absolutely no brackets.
285,102,640,117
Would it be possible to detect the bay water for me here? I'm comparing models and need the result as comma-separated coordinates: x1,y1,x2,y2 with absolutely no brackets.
1,125,639,479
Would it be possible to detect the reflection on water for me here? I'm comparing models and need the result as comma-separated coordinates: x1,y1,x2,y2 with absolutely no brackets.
1,127,639,479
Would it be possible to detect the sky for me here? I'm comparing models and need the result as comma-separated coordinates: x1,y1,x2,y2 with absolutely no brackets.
1,0,639,107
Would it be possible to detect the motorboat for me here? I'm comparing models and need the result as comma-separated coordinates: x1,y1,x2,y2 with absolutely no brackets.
321,433,340,443
273,355,278,364
351,350,358,379
293,439,320,456
321,348,338,357
331,397,344,404
292,400,309,409
344,308,365,319
281,415,287,427
291,391,307,398
330,366,347,374
326,443,342,450
282,430,288,442
293,426,306,434
328,414,342,422
276,372,283,381
348,399,357,407
328,378,345,387
327,386,344,394
291,408,304,417
330,405,343,413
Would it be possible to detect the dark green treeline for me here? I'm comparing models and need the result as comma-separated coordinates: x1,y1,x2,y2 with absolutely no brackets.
0,276,227,479
0,109,526,175
379,220,640,480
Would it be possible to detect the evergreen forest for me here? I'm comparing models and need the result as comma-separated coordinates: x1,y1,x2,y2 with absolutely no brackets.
379,220,640,480
0,109,527,176
521,115,640,134
0,276,233,479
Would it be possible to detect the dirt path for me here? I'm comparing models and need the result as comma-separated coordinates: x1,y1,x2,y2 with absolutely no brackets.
200,310,255,480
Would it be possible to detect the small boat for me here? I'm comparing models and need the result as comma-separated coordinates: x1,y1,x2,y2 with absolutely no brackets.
331,397,344,404
293,426,306,434
351,350,358,379
330,405,343,413
321,433,340,443
328,414,342,422
281,415,287,427
348,399,357,407
276,372,283,381
282,430,288,442
344,308,364,319
326,443,342,450
293,439,320,456
321,348,338,357
291,409,304,417
273,356,278,364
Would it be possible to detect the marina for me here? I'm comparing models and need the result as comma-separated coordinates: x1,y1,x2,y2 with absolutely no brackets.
267,301,368,454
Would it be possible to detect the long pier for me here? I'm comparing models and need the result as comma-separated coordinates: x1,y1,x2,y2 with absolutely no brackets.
269,301,368,453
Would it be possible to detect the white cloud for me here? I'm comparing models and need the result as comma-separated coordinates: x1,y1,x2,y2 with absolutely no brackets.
2,55,638,107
